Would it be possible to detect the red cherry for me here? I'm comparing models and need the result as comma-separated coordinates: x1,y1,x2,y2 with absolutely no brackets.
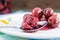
22,22,33,30
0,3,4,10
44,8,54,18
32,7,43,17
23,14,33,22
48,14,59,28
23,14,39,29
31,17,39,27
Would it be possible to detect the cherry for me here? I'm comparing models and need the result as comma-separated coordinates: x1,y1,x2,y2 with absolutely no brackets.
44,8,54,19
32,7,43,18
23,14,33,23
21,7,59,31
31,17,39,27
22,22,33,30
23,14,39,30
48,14,59,28
0,3,4,10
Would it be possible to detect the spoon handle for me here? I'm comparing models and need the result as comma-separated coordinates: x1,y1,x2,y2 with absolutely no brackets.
39,23,47,30
0,26,18,28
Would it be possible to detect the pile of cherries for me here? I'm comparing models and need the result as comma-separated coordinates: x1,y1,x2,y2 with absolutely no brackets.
21,7,59,31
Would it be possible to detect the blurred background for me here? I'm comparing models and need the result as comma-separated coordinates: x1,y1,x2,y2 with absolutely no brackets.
12,0,60,12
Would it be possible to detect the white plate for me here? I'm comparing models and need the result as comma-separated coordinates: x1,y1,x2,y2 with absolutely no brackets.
0,12,60,39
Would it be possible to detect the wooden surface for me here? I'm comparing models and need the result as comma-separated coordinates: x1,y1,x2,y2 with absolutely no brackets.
11,0,60,11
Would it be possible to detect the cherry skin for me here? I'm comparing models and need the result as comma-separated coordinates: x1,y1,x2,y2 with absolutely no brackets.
23,14,39,30
32,7,43,18
0,3,4,10
48,14,59,28
43,8,54,19
22,22,33,30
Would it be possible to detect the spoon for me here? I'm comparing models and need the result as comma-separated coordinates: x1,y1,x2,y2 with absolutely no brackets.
22,21,48,33
0,21,47,33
